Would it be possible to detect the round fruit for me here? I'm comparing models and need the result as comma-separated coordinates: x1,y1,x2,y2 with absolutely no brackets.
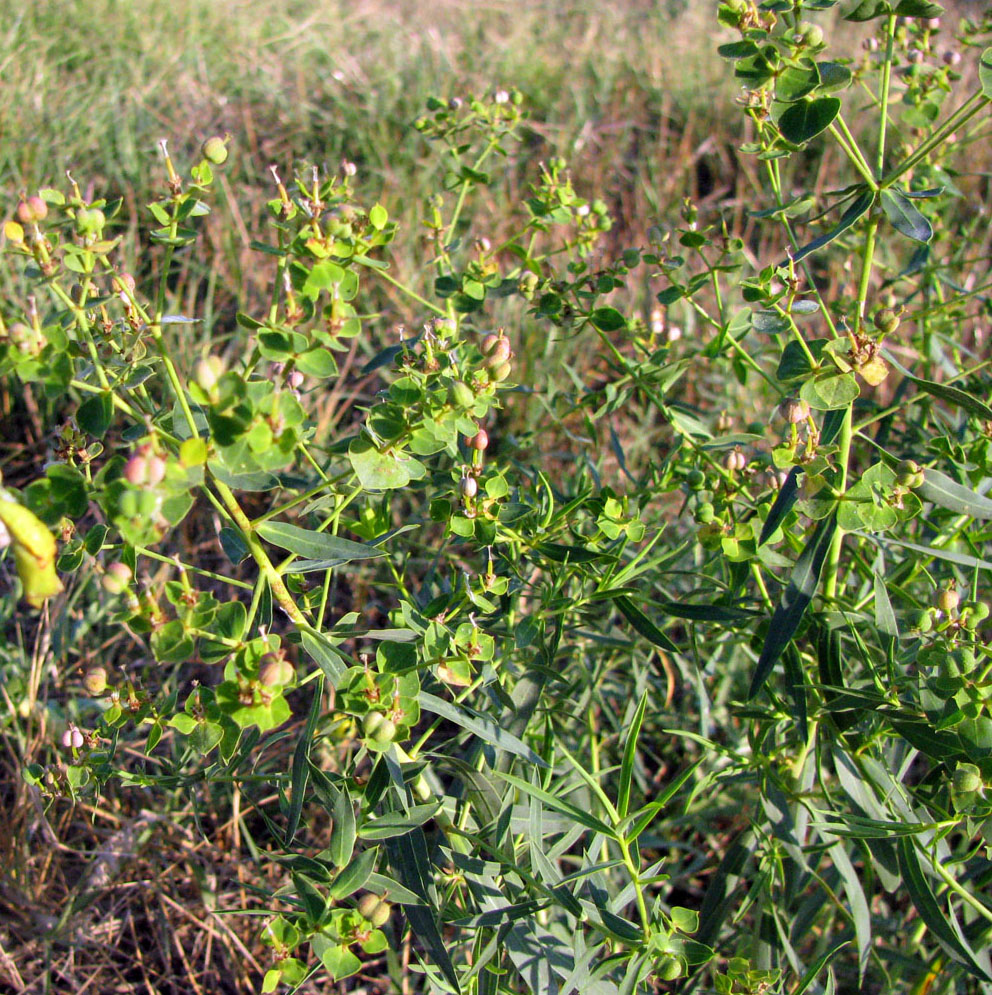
910,609,933,633
686,468,706,491
102,562,133,595
368,900,392,928
937,587,960,614
460,475,478,499
656,956,683,981
468,429,489,451
364,711,388,738
488,360,512,383
258,653,294,687
16,196,48,224
83,665,108,696
357,893,381,920
195,355,226,392
201,136,229,165
482,334,511,366
76,208,105,236
953,763,983,795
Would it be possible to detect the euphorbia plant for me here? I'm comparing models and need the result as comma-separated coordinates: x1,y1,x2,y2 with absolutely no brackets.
3,4,992,993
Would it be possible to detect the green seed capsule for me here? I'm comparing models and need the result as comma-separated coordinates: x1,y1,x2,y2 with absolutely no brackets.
201,136,229,165
953,763,984,795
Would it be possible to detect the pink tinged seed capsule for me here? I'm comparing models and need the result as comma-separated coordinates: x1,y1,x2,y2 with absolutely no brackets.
194,355,226,392
83,666,108,696
468,429,489,451
781,398,810,424
123,445,166,486
102,562,133,594
258,653,294,687
16,196,48,224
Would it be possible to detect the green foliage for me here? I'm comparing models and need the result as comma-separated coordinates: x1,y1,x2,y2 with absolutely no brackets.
4,4,992,994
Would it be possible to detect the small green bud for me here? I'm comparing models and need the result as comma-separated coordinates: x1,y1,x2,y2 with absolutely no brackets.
656,956,683,981
696,502,716,524
911,609,933,633
201,136,229,165
364,711,396,742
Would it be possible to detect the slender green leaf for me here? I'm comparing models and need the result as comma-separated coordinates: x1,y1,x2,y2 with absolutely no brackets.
897,835,992,981
791,189,874,264
495,771,618,839
301,628,349,686
749,511,838,699
419,692,550,768
256,521,384,563
285,675,323,847
793,941,850,995
387,830,460,992
617,693,647,819
328,845,377,900
614,596,680,654
330,785,357,867
854,531,992,572
916,467,992,519
760,467,801,546
359,802,441,840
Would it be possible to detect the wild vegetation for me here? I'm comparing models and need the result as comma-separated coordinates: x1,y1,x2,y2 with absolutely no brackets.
2,1,992,993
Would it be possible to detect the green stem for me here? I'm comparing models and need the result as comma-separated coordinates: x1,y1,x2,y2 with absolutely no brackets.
876,15,897,174
829,117,877,189
211,477,307,625
881,91,990,189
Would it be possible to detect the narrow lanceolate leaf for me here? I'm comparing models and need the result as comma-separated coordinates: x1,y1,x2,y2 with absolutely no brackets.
749,510,838,699
790,188,874,264
916,467,992,519
285,675,323,847
760,467,801,546
617,693,648,819
419,692,549,768
899,371,992,422
329,785,357,867
387,830,460,992
854,531,992,572
896,835,992,981
256,521,384,563
614,596,680,654
301,628,348,686
495,771,618,840
881,189,933,243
